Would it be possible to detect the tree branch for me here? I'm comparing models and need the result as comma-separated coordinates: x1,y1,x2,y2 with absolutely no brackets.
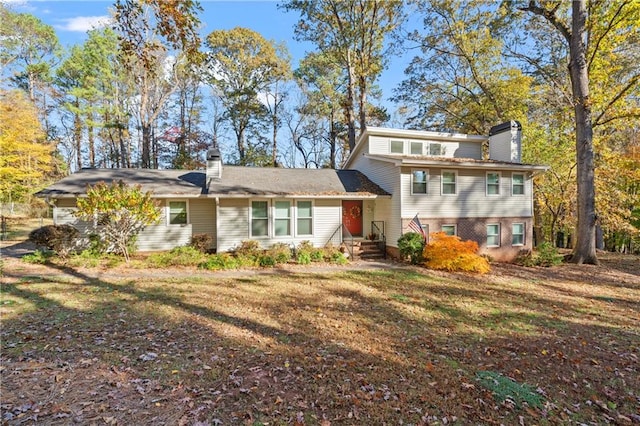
519,0,571,44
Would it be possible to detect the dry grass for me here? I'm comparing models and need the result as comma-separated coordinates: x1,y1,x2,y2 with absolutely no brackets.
1,254,639,425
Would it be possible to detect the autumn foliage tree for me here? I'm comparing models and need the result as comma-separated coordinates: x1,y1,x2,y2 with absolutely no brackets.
74,181,160,261
0,89,55,206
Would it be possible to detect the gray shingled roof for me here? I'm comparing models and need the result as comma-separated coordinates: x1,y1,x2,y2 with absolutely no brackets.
36,167,389,198
208,167,388,196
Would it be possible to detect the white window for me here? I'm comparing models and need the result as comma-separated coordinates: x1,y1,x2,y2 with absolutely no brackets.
487,224,500,247
512,173,525,195
442,170,457,195
251,200,269,237
512,223,525,246
429,143,443,156
411,169,428,194
410,141,423,155
274,201,291,237
168,200,188,225
390,140,404,154
487,172,500,195
442,224,456,236
296,201,313,236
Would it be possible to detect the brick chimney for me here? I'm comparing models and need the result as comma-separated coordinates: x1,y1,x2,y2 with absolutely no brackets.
488,121,522,163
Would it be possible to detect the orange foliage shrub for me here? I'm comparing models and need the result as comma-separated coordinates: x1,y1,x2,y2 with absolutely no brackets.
422,232,490,273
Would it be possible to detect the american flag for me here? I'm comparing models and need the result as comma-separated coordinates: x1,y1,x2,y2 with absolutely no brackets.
408,214,426,240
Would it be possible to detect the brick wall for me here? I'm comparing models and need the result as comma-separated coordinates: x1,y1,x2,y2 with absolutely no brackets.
400,216,532,262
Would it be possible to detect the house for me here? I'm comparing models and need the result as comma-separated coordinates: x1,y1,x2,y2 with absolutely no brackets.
37,121,547,261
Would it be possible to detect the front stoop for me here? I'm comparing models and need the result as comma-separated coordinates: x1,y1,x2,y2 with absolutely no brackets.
352,240,385,260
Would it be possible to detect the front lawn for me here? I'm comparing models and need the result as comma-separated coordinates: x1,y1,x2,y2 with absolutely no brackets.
1,255,639,424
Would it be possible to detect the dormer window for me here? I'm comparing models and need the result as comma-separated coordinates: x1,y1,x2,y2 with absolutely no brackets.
390,140,404,154
410,142,423,155
429,143,443,156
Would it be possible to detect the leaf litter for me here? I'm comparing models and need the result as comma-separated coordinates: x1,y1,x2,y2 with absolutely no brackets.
0,252,638,424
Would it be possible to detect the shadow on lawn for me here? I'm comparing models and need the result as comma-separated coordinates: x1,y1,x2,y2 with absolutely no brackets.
1,262,639,425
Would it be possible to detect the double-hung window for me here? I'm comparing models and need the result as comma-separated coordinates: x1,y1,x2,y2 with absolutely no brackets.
251,201,269,237
442,224,457,236
512,223,525,246
487,224,500,247
442,171,457,195
412,170,428,194
429,143,443,156
297,201,313,236
390,140,404,154
487,172,500,195
410,142,423,155
168,201,188,225
274,201,291,237
512,173,525,195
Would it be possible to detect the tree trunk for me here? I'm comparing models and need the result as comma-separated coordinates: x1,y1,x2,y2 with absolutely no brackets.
88,123,95,168
358,74,367,135
345,51,357,153
141,124,151,168
74,99,82,170
568,0,598,264
329,108,337,169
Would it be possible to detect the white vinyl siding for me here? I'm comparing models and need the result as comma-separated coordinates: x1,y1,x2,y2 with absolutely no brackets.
487,224,500,247
512,173,525,195
190,198,216,248
217,198,249,251
486,172,500,196
366,135,482,160
442,171,457,195
512,223,525,246
401,167,534,219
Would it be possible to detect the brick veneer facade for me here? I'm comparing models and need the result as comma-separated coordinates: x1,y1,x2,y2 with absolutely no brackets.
399,217,532,262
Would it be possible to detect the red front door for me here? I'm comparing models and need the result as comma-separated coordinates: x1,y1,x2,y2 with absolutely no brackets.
342,200,363,237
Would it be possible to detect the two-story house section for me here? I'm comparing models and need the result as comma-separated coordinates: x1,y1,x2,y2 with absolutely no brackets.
343,122,548,261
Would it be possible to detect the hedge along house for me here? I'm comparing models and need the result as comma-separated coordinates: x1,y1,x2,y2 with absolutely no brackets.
344,122,548,261
37,122,547,260
36,148,390,253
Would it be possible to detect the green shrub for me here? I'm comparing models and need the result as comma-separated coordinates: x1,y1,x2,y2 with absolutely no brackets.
514,243,563,267
147,246,208,267
198,253,238,270
267,243,292,264
22,249,55,264
234,240,261,259
66,250,102,268
28,224,79,257
296,251,312,265
536,242,563,266
310,249,324,262
397,232,426,265
190,233,213,253
258,254,277,267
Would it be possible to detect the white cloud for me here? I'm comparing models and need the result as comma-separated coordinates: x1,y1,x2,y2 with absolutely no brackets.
57,15,111,32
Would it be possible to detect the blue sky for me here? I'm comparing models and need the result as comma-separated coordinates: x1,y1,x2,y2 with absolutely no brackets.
2,0,414,110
